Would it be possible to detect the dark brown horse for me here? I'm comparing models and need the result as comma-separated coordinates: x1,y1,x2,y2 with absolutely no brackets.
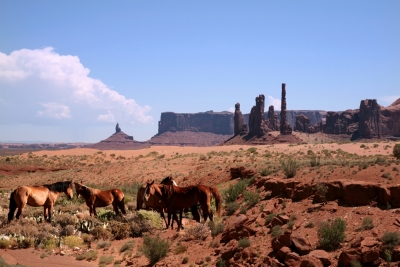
144,181,222,231
8,181,74,222
74,182,126,217
137,176,200,229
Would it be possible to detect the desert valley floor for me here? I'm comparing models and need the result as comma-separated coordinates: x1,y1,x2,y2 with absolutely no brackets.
0,139,399,267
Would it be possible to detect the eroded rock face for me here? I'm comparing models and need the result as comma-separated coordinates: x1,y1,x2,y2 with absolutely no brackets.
380,98,400,137
158,111,234,135
115,123,121,133
324,110,359,135
280,83,293,135
266,105,280,131
358,99,381,138
249,94,270,136
294,115,310,132
234,103,248,136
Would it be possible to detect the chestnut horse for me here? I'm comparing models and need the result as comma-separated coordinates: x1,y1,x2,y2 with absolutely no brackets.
74,182,126,217
136,176,200,229
144,181,222,231
8,181,74,222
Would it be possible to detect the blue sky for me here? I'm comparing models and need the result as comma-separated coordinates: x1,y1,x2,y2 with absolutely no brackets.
1,1,399,142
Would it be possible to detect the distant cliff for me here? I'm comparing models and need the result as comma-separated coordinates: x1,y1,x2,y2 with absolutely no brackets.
158,111,234,135
244,110,326,129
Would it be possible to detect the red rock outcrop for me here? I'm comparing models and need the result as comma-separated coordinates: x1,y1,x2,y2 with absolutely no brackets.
324,110,359,135
234,103,248,136
91,131,146,150
358,99,382,138
158,111,233,135
266,105,280,131
294,114,310,132
380,98,400,137
280,83,293,135
249,94,270,136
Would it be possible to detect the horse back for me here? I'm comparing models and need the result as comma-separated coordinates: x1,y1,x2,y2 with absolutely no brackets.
15,186,49,207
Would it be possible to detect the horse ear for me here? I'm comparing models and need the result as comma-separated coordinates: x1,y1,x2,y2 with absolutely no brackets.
150,180,154,185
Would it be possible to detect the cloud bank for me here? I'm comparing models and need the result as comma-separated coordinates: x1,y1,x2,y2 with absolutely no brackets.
267,96,281,111
0,47,152,126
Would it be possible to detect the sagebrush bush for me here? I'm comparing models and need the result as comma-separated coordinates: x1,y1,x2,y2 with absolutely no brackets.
244,190,260,208
360,217,374,230
174,243,188,254
137,210,163,229
182,256,189,264
119,240,135,253
271,225,282,238
76,250,98,261
90,226,112,241
225,202,240,216
184,223,210,241
310,156,321,167
393,144,400,159
0,239,11,249
317,217,346,250
60,225,75,236
381,232,400,249
99,255,114,265
238,237,251,248
54,213,76,228
140,235,169,265
109,221,130,240
96,241,111,250
280,157,298,178
223,179,248,203
209,221,224,237
64,235,84,248
265,213,276,225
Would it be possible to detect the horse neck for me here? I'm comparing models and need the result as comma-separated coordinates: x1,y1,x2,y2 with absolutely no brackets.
45,182,69,193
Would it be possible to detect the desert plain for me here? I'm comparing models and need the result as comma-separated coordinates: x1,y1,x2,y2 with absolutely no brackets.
0,136,400,267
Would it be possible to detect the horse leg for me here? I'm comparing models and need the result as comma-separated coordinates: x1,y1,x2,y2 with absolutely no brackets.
118,201,126,215
177,210,184,231
43,206,48,221
112,202,120,215
16,202,26,220
47,204,53,222
159,209,168,229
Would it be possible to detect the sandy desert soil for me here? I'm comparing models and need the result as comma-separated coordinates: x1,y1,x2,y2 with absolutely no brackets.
0,140,399,267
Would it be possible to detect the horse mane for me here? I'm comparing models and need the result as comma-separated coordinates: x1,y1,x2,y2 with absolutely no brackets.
78,184,100,196
43,181,72,193
161,184,174,199
160,176,177,186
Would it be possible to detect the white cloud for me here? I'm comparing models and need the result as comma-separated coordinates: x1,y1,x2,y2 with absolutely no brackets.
228,107,235,112
0,47,152,125
379,96,400,106
97,110,116,123
267,95,281,111
37,102,71,119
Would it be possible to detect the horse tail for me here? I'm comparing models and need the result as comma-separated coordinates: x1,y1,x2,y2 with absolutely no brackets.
120,196,127,215
8,190,17,221
190,205,201,222
136,187,144,211
210,187,222,217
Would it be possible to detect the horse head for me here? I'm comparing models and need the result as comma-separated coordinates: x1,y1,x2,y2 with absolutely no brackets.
74,181,86,198
160,176,177,186
64,181,74,200
143,181,155,202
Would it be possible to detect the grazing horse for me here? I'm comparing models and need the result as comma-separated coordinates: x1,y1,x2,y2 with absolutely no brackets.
8,181,74,222
144,181,222,231
136,176,200,229
74,182,126,217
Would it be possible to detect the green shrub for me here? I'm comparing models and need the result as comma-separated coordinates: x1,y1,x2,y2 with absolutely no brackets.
96,241,111,250
317,217,346,250
360,217,374,230
223,179,248,203
260,168,272,176
209,221,224,237
76,250,98,261
304,221,315,228
244,190,260,208
265,213,276,225
393,144,400,159
216,258,226,267
225,202,240,216
174,243,187,254
280,157,298,178
137,210,163,229
310,156,321,167
0,239,11,249
238,237,250,248
140,235,169,265
119,240,135,253
64,236,84,248
108,221,130,240
382,173,392,179
350,260,362,267
381,232,400,250
99,255,114,265
271,225,282,238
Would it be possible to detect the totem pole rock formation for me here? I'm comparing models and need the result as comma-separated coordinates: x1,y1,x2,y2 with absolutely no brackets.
234,103,248,136
265,105,280,131
115,123,121,133
280,83,293,135
249,95,269,136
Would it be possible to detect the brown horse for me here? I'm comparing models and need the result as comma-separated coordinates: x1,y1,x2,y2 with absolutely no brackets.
74,182,126,217
8,181,74,222
136,176,200,229
144,181,222,231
